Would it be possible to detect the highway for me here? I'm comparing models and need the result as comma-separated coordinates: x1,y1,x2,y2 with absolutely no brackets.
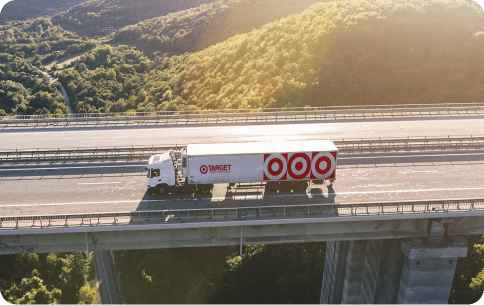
1,116,484,218
1,153,483,217
94,250,120,304
1,117,484,150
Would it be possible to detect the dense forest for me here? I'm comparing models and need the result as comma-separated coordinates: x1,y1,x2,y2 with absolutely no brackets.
113,0,320,55
3,0,482,115
0,252,95,304
51,0,217,37
0,16,97,115
181,0,484,109
0,0,87,23
57,0,484,114
113,243,326,304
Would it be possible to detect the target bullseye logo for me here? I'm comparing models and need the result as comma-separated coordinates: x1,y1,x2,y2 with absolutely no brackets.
264,151,337,180
200,165,208,174
263,154,287,180
287,153,311,179
310,152,336,179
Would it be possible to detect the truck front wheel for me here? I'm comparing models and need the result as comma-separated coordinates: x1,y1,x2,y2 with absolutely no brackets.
157,184,169,195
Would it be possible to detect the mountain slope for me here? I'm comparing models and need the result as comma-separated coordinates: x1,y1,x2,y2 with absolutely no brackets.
58,0,484,114
114,0,320,55
180,0,484,109
0,0,87,23
51,0,217,37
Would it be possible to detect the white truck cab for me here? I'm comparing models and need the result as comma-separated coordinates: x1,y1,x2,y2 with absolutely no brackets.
146,150,176,194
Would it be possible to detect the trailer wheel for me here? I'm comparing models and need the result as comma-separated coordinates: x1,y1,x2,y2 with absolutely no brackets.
157,184,168,195
198,184,212,194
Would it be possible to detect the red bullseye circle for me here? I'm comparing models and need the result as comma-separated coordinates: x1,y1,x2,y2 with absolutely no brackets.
268,158,283,176
263,154,287,180
200,165,208,174
288,153,310,180
311,152,336,179
315,156,331,175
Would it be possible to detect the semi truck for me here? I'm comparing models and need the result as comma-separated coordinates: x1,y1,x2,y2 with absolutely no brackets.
146,140,338,195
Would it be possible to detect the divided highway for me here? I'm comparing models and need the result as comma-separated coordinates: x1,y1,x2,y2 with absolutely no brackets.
1,115,484,219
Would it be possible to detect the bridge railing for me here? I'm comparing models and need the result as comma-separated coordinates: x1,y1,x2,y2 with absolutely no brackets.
1,136,483,164
1,198,483,232
1,102,483,125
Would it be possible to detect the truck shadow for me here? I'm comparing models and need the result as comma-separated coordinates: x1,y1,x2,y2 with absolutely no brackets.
134,183,336,211
135,189,214,210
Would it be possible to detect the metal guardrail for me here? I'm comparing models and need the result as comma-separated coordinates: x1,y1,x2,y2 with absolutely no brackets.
1,136,483,164
1,102,483,125
1,198,483,231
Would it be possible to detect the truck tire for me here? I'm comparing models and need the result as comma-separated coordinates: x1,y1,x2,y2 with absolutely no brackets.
198,184,213,194
157,184,168,195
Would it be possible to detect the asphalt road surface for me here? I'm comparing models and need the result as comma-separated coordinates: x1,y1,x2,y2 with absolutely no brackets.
2,117,484,217
1,155,483,217
1,117,483,150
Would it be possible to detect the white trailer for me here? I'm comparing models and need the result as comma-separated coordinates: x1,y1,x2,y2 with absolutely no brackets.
147,140,338,195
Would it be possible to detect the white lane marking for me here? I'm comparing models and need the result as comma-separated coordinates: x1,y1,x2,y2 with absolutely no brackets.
0,200,143,207
332,187,484,195
98,251,113,304
2,186,484,208
2,152,482,172
0,125,235,136
398,170,440,174
77,182,121,185
0,164,144,171
339,152,484,159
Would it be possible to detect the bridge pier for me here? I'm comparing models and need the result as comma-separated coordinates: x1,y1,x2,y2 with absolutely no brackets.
320,236,467,304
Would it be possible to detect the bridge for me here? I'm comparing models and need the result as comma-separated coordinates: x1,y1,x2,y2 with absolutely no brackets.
1,103,484,303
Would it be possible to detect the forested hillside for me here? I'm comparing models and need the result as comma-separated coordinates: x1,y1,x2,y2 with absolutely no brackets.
51,0,217,37
57,0,484,115
56,0,323,113
0,0,87,23
182,0,484,109
0,252,95,304
0,16,96,115
2,0,484,114
114,0,320,55
114,243,325,304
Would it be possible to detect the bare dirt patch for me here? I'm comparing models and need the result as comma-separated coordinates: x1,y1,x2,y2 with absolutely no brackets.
44,52,85,70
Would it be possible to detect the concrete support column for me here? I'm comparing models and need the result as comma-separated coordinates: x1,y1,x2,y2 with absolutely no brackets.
320,240,349,304
360,240,384,304
396,236,468,304
374,239,405,304
341,240,368,304
320,236,468,304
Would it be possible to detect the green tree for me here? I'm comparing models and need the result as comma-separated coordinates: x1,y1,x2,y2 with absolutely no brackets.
0,80,29,114
78,285,95,304
185,274,214,303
